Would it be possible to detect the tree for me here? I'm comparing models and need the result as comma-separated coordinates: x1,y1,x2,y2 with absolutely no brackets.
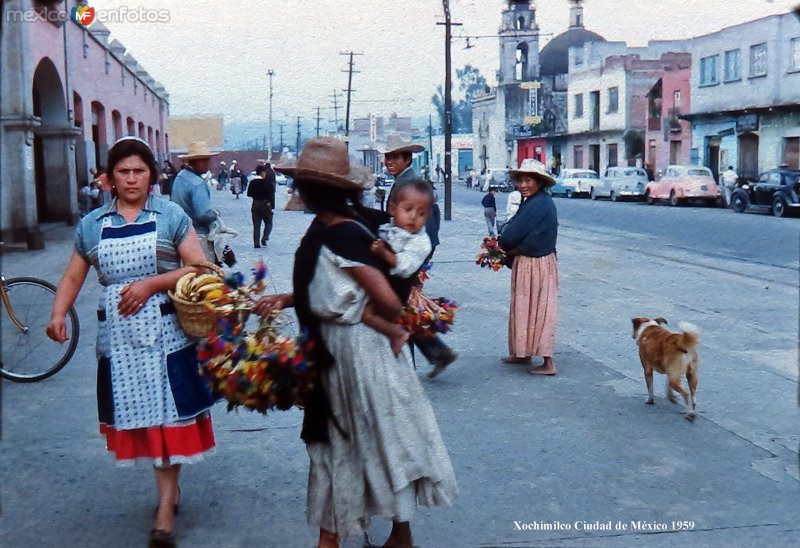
431,65,488,134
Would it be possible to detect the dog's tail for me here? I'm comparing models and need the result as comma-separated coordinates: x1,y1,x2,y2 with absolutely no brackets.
677,321,700,349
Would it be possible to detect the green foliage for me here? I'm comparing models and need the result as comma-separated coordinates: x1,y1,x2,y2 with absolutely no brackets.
431,65,488,134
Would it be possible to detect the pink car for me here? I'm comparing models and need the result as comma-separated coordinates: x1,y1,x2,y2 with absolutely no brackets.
645,165,722,207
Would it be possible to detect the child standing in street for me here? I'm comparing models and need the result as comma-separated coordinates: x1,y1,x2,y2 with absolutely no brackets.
482,186,498,237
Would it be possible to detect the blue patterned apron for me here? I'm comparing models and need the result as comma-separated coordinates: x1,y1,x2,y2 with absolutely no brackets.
95,212,214,430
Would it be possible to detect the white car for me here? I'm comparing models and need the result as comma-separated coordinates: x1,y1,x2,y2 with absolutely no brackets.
592,166,650,201
275,172,288,185
557,169,598,198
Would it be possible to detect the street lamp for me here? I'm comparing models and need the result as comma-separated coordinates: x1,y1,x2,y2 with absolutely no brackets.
267,69,274,161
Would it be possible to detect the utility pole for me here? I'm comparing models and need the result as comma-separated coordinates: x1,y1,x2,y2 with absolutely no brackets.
437,1,462,221
296,116,301,154
340,51,363,142
267,69,274,161
315,107,322,137
428,113,434,171
278,122,285,153
330,89,342,135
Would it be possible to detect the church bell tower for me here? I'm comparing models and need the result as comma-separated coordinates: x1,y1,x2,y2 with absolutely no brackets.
498,0,540,86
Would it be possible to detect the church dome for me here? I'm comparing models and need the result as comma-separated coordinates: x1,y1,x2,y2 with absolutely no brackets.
539,27,606,76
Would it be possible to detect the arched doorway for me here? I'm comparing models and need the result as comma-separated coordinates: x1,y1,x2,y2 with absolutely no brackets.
738,132,759,180
32,57,72,223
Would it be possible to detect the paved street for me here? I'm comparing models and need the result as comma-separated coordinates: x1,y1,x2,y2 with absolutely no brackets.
1,183,798,547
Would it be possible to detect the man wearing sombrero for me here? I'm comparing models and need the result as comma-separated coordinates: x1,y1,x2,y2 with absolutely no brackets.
381,134,457,378
172,142,219,262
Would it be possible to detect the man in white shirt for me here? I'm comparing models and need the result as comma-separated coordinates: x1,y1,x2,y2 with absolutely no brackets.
720,166,738,206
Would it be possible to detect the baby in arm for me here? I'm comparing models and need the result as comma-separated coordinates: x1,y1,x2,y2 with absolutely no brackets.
362,179,435,355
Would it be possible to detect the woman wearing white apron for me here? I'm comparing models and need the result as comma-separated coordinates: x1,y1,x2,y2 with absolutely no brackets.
48,137,216,548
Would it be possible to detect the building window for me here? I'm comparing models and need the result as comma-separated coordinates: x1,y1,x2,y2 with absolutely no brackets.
608,87,619,113
574,93,583,118
700,55,719,86
515,43,529,81
750,43,767,77
573,145,583,168
790,38,800,72
673,90,681,110
724,49,741,81
607,143,618,167
574,47,584,66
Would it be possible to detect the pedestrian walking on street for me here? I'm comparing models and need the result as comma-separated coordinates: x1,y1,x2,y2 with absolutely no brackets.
171,141,220,262
217,160,228,190
383,135,457,377
46,137,216,548
247,163,276,248
254,137,457,548
506,183,522,220
160,160,176,199
229,160,244,199
498,159,559,376
721,165,738,207
482,186,498,237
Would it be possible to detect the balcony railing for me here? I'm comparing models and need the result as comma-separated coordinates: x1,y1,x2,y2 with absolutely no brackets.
648,118,662,132
668,107,682,132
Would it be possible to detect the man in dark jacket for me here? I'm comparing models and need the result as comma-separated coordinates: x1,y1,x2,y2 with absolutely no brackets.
247,163,276,247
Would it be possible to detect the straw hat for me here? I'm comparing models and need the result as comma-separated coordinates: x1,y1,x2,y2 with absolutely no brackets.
178,141,217,160
509,158,556,187
381,134,424,155
275,136,372,191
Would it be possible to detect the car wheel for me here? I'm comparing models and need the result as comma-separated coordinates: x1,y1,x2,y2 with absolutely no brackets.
669,190,679,207
645,190,654,205
730,194,746,213
565,189,572,199
610,191,618,202
772,196,787,218
590,187,598,200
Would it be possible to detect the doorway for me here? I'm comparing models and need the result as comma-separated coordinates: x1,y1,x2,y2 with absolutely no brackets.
589,144,600,173
738,133,759,179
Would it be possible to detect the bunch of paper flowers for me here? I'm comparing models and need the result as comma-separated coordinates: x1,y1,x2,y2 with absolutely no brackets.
475,237,508,271
398,286,458,337
197,260,316,413
198,315,316,413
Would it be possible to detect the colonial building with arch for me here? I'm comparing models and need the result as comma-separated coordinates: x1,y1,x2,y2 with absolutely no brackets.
1,0,169,249
472,0,541,173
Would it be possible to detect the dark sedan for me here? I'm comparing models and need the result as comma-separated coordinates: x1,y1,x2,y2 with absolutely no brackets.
730,167,800,218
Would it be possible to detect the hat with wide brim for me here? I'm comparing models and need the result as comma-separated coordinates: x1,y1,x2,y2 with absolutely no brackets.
509,159,556,187
178,141,218,160
380,134,424,155
275,136,373,191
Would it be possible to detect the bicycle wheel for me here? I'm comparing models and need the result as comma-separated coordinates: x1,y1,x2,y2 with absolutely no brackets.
0,277,80,382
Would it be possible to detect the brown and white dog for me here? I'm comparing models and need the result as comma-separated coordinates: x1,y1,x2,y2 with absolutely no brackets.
631,317,700,421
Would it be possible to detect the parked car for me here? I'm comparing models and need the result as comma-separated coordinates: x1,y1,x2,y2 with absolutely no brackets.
481,168,512,192
645,165,721,207
592,166,649,201
275,172,288,185
730,167,800,217
555,169,599,198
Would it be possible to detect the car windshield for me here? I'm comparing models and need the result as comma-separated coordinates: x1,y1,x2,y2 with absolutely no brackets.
623,168,645,177
571,171,597,179
687,168,712,177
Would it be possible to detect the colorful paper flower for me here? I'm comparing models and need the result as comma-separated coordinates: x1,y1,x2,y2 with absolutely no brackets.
475,237,508,272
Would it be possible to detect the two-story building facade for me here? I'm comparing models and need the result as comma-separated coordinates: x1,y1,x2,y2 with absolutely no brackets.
566,48,690,174
645,61,692,177
684,12,800,180
1,0,169,249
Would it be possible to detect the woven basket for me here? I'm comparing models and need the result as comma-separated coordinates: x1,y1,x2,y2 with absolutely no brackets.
169,261,226,338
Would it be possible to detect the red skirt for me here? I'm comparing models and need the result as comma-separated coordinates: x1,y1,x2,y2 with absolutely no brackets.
100,412,215,467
